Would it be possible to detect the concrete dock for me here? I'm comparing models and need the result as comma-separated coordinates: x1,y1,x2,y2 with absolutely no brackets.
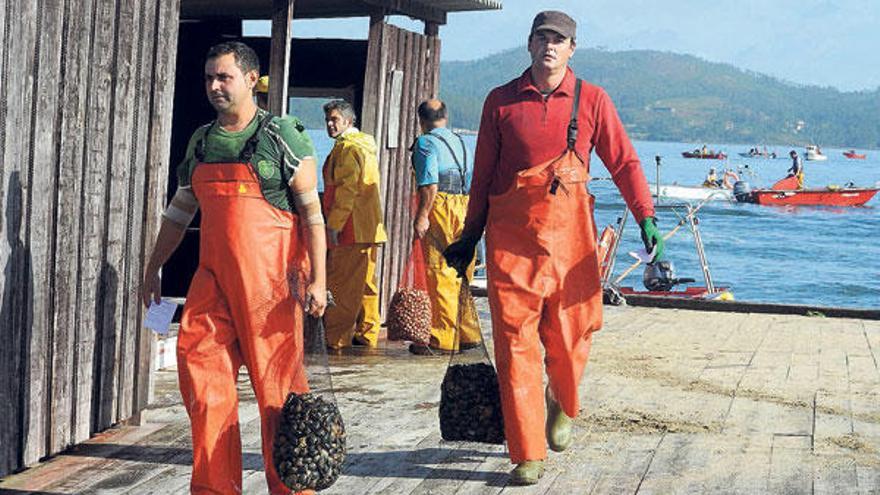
1,303,879,494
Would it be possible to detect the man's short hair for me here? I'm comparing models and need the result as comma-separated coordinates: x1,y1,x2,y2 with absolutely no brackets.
323,99,357,123
206,41,260,76
417,100,447,123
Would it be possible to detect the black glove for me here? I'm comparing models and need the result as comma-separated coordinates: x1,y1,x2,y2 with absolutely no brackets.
443,234,480,278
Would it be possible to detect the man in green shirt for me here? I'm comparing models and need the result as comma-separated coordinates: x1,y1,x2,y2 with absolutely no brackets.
140,41,325,495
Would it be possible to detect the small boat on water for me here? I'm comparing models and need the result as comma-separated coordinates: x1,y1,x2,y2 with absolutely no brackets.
738,152,779,159
649,183,733,202
843,150,866,159
733,177,879,207
738,147,778,159
682,150,726,159
805,144,827,161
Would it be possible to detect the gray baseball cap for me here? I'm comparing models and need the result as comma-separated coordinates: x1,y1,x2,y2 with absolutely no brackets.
530,10,577,40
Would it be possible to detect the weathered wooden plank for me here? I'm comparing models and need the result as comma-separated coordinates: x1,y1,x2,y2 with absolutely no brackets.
767,434,813,494
363,18,390,312
396,29,419,293
377,25,401,311
0,0,6,150
634,433,770,494
585,434,663,494
0,0,29,476
116,0,159,427
375,22,395,211
98,0,141,429
30,0,71,457
450,443,509,495
389,25,409,307
326,374,447,494
52,0,96,454
361,13,384,140
407,441,498,495
77,0,118,439
385,69,403,149
430,34,441,99
425,36,440,98
419,32,431,103
12,0,45,468
0,17,10,475
385,28,422,313
134,0,180,422
390,29,415,304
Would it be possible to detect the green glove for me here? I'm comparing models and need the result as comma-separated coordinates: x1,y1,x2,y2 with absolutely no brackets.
443,234,480,278
639,216,664,263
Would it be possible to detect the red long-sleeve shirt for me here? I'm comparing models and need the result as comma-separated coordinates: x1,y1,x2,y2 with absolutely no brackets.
463,67,655,237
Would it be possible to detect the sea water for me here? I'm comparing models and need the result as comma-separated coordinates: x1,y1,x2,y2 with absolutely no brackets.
309,131,880,309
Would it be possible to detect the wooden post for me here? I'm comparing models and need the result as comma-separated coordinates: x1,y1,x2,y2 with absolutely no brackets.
425,22,441,99
362,12,386,140
424,21,439,37
268,0,294,116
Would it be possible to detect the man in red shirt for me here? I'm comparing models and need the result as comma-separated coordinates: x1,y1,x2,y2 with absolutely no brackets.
445,11,663,485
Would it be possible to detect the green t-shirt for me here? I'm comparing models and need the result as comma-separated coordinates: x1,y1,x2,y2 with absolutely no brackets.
176,109,315,212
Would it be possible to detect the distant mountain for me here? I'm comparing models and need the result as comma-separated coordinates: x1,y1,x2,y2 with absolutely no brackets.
440,48,880,149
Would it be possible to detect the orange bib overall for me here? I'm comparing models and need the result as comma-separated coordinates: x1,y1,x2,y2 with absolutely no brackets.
178,123,310,494
485,80,603,463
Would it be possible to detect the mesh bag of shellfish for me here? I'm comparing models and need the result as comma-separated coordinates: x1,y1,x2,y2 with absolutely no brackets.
273,314,347,492
439,281,505,444
386,239,432,344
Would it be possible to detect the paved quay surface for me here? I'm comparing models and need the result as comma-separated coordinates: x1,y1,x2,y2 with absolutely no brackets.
2,303,879,494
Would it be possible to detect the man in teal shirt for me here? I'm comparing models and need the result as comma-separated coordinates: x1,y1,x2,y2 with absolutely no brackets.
409,99,481,354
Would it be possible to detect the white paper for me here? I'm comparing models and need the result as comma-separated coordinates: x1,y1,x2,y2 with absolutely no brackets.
144,300,178,335
627,245,658,263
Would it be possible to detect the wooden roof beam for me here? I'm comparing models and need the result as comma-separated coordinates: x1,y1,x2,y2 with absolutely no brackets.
362,0,447,25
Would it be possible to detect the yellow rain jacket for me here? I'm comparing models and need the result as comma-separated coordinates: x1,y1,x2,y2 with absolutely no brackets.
322,129,387,245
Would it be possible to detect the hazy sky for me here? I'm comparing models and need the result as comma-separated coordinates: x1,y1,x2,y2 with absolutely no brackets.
245,0,880,91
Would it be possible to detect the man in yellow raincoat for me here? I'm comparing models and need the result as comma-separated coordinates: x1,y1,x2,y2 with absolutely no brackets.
409,99,481,355
321,99,387,349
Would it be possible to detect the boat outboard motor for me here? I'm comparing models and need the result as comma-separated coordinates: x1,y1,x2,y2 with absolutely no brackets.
732,180,752,203
643,261,695,292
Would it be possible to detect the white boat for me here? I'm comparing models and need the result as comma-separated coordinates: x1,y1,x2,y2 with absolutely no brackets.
805,144,827,161
649,183,733,202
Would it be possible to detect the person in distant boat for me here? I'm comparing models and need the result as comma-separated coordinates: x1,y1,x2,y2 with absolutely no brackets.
788,150,804,189
703,167,719,188
701,144,708,156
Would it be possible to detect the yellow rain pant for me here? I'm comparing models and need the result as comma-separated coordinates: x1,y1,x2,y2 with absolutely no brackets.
325,243,381,348
422,192,481,350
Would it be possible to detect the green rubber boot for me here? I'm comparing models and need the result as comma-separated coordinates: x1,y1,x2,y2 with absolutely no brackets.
546,385,573,452
510,460,545,485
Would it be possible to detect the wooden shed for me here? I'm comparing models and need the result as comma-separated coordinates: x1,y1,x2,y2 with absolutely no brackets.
0,0,500,479
0,0,180,478
164,0,502,316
